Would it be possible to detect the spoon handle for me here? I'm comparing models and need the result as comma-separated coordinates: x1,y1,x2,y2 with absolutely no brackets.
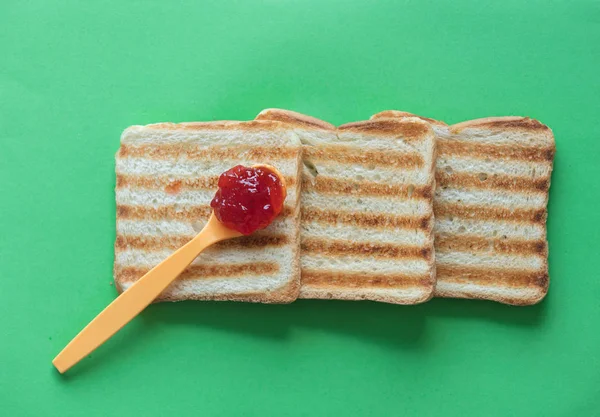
53,214,240,373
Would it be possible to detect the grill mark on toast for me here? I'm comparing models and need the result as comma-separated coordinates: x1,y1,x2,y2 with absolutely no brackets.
302,271,432,289
436,171,550,193
302,207,432,230
302,238,432,260
117,263,279,283
116,234,289,251
302,176,432,198
436,264,548,289
303,146,423,169
338,119,430,140
117,174,296,190
118,144,299,160
438,140,555,162
435,234,547,256
434,202,546,223
117,204,294,221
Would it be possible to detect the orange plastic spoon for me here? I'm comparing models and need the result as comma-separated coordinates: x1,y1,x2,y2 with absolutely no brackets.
52,213,242,373
53,164,286,374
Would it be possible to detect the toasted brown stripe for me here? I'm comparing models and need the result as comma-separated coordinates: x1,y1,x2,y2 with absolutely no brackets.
436,171,549,193
302,207,432,230
435,234,547,256
434,202,546,224
116,234,289,251
115,235,192,251
302,176,432,198
302,238,432,260
438,139,554,162
303,146,423,169
437,264,548,289
338,119,430,140
117,263,279,283
116,174,296,191
117,205,295,221
118,144,299,161
302,270,432,289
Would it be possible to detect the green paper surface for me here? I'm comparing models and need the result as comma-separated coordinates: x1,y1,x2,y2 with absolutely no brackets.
1,1,599,415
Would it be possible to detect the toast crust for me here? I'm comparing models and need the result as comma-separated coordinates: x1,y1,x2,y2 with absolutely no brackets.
450,116,552,134
256,108,335,131
371,110,448,127
434,284,547,306
142,120,291,132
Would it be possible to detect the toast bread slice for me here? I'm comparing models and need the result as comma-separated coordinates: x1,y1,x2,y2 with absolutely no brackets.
257,109,437,304
114,120,303,303
371,111,555,305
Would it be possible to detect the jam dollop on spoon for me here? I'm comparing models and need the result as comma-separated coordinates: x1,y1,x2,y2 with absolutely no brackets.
211,164,287,235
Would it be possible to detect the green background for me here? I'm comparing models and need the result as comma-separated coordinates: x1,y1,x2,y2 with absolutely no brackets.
1,0,599,415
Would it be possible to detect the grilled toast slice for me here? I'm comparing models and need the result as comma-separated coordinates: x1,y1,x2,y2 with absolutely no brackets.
257,109,437,304
372,111,555,305
114,120,303,303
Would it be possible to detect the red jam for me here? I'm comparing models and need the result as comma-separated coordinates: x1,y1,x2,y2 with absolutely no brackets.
210,165,286,235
